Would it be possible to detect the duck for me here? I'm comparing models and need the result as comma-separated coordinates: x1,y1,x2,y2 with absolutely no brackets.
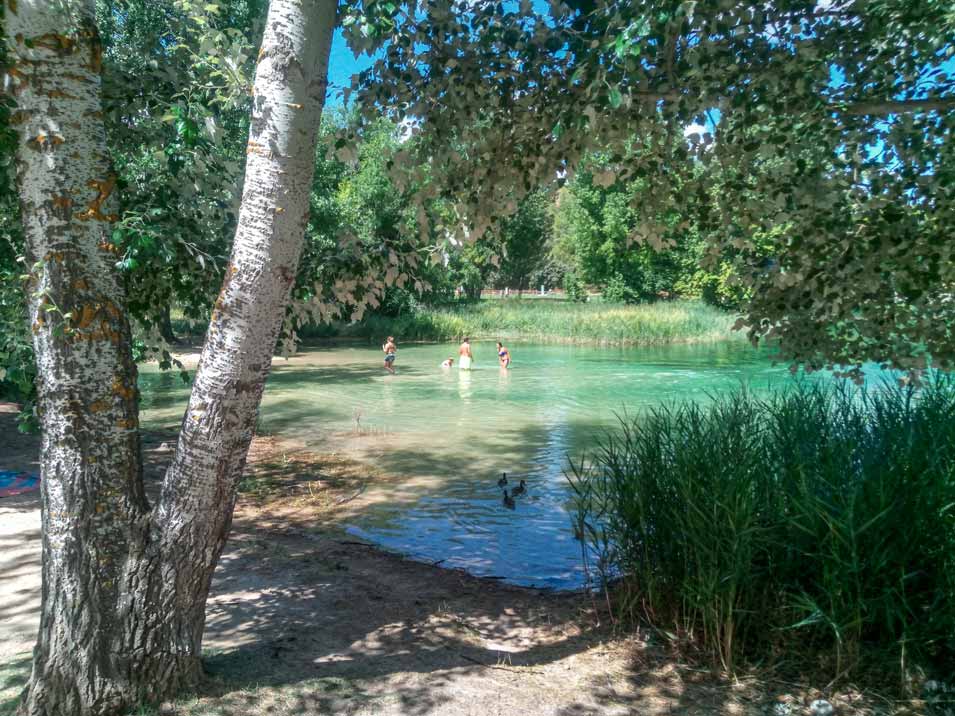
497,472,508,488
502,489,516,510
511,479,527,497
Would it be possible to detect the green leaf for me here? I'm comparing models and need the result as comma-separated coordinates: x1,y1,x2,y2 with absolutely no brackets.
608,87,623,109
614,33,627,58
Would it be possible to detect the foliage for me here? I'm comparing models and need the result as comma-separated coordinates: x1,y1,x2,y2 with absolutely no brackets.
427,190,559,299
552,158,709,303
347,0,955,376
600,273,635,304
1,0,261,422
487,189,554,291
0,18,34,430
568,380,955,677
446,242,492,300
283,114,445,342
99,0,263,347
562,271,587,303
528,254,567,293
0,246,35,431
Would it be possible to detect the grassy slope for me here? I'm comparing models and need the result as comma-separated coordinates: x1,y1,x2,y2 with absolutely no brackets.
332,299,742,345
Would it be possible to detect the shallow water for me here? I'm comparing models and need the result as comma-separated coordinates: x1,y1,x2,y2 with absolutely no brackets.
140,340,809,590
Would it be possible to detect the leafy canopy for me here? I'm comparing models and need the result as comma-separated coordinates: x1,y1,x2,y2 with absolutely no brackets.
343,0,955,375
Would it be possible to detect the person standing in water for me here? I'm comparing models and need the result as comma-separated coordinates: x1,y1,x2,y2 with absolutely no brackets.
382,336,397,374
497,341,511,369
458,336,473,370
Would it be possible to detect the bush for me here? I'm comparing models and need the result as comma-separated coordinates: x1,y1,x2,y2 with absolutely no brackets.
378,286,420,317
562,271,587,302
568,379,955,679
601,272,638,304
528,257,567,293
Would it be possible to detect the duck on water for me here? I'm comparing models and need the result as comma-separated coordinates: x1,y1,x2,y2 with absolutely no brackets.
499,473,527,509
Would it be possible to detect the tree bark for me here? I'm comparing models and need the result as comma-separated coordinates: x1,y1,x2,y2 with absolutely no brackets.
158,304,179,345
8,1,336,714
153,0,334,691
8,3,154,712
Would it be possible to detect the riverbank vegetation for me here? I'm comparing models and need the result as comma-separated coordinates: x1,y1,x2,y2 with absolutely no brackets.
299,298,740,345
569,379,955,681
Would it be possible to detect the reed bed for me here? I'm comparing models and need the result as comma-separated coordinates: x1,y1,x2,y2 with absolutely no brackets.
567,379,955,681
337,299,740,345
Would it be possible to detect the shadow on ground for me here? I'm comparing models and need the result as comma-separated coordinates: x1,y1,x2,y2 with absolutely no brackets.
0,407,797,716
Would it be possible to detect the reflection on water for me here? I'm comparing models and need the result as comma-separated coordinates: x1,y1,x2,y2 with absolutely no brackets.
140,340,815,589
457,369,473,403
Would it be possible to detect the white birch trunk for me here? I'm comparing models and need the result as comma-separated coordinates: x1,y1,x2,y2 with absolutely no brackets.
7,1,337,714
154,0,336,659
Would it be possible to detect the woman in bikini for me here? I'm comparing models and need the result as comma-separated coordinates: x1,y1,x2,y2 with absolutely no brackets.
497,341,510,369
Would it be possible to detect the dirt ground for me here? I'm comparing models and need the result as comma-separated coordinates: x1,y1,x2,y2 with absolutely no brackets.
0,405,933,716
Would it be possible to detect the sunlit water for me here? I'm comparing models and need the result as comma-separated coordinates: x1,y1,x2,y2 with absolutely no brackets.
140,340,823,590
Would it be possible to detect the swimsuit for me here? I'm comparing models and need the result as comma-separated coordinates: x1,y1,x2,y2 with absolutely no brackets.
459,355,472,370
385,353,396,363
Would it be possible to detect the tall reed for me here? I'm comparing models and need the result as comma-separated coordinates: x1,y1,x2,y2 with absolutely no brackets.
334,299,740,345
567,379,955,678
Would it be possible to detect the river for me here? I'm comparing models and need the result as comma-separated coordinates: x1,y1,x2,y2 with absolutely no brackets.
141,340,810,589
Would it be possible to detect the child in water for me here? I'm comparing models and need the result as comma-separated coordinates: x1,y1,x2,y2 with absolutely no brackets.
441,357,454,368
382,336,397,374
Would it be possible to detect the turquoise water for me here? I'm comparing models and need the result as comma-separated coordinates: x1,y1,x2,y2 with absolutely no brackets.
140,340,816,589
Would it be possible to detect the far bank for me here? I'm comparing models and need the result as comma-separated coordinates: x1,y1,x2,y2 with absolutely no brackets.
290,299,744,346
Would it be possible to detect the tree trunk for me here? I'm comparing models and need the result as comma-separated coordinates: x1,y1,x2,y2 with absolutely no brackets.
153,0,334,690
8,1,335,714
8,3,154,711
158,304,179,345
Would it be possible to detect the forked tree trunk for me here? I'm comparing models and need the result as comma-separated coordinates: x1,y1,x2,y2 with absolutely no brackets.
7,1,335,714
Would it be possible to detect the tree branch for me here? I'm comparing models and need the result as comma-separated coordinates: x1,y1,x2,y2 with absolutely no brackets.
632,88,679,102
841,97,955,115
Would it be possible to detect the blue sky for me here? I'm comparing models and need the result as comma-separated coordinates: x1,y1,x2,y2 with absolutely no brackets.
325,29,377,105
323,0,551,105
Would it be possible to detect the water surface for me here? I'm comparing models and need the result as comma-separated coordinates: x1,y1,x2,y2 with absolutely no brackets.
141,341,801,589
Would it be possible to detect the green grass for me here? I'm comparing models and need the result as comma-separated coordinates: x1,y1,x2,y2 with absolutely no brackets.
568,379,955,680
0,655,30,716
328,299,741,345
